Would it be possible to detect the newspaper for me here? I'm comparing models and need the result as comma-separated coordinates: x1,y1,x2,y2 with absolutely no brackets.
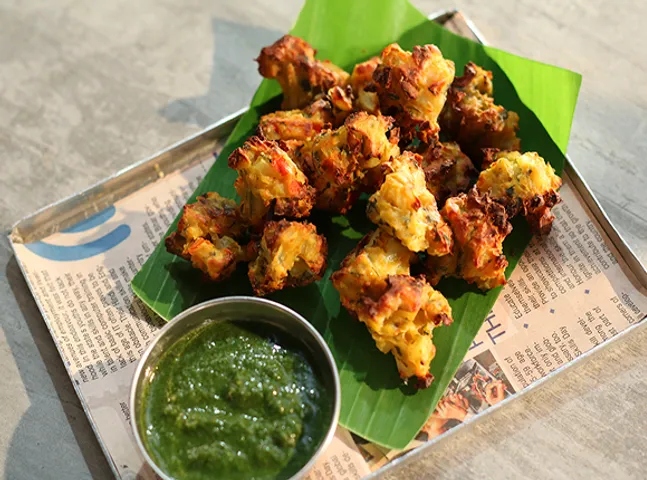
11,153,647,479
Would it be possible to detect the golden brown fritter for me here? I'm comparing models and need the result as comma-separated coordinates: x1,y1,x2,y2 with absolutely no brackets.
256,86,355,146
476,150,562,235
346,111,400,171
164,192,246,282
372,43,455,144
350,56,381,114
228,136,316,227
296,122,356,213
420,141,477,204
439,62,520,161
347,111,401,194
332,230,452,386
257,35,350,110
362,274,452,387
164,192,243,258
276,138,306,168
257,98,334,143
367,152,453,256
248,220,327,296
331,229,415,319
326,85,355,125
427,188,512,290
184,237,244,282
296,112,399,213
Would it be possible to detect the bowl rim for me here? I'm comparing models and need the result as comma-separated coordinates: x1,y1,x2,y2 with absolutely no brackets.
129,296,341,480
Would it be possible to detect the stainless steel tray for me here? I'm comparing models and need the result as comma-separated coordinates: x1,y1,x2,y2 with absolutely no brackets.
9,8,647,479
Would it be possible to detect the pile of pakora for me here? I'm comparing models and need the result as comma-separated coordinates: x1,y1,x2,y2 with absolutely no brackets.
165,35,563,388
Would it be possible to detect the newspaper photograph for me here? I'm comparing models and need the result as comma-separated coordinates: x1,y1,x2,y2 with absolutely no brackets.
11,151,647,478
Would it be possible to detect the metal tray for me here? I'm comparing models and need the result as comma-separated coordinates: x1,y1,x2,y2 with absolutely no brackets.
9,8,647,479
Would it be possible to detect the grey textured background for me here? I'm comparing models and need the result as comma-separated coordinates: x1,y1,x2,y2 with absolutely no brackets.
1,0,646,479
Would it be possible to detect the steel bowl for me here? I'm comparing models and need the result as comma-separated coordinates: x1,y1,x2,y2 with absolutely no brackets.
130,296,340,480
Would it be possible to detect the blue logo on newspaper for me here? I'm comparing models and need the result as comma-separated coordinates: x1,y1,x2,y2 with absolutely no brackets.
25,206,131,261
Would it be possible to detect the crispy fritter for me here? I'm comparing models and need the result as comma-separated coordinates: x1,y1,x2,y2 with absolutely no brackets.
257,98,334,143
346,111,400,171
347,111,401,193
257,35,350,110
426,188,512,290
331,229,415,318
362,274,452,387
420,141,477,204
164,192,246,282
184,237,244,282
228,136,315,227
248,220,327,296
373,43,455,144
367,152,453,256
440,62,520,161
257,86,355,145
296,122,356,213
276,138,306,167
476,150,562,235
165,192,243,258
296,112,399,213
350,56,381,114
332,230,451,386
326,85,355,125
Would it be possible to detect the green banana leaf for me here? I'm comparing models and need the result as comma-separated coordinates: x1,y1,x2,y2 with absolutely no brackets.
131,0,581,449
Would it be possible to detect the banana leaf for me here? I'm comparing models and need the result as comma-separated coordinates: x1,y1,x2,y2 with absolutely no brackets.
131,0,581,449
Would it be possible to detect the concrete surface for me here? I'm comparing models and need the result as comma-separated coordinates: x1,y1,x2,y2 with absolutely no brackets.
1,0,646,478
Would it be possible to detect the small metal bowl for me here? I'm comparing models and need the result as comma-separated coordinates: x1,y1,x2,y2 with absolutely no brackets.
130,296,340,480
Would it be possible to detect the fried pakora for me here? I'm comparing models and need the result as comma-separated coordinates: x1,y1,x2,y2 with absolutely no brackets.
326,85,355,125
350,56,381,114
257,98,334,143
228,136,316,227
346,111,400,171
331,229,415,318
296,122,356,213
476,150,562,235
420,141,477,205
296,112,399,213
165,192,243,253
183,237,244,282
332,230,452,386
426,188,512,290
362,274,452,387
248,220,327,296
249,220,328,295
257,35,350,110
164,192,246,282
257,85,357,149
373,43,455,144
439,62,520,162
367,151,453,256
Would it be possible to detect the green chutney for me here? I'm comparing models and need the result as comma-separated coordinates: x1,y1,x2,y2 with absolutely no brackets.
140,321,332,480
